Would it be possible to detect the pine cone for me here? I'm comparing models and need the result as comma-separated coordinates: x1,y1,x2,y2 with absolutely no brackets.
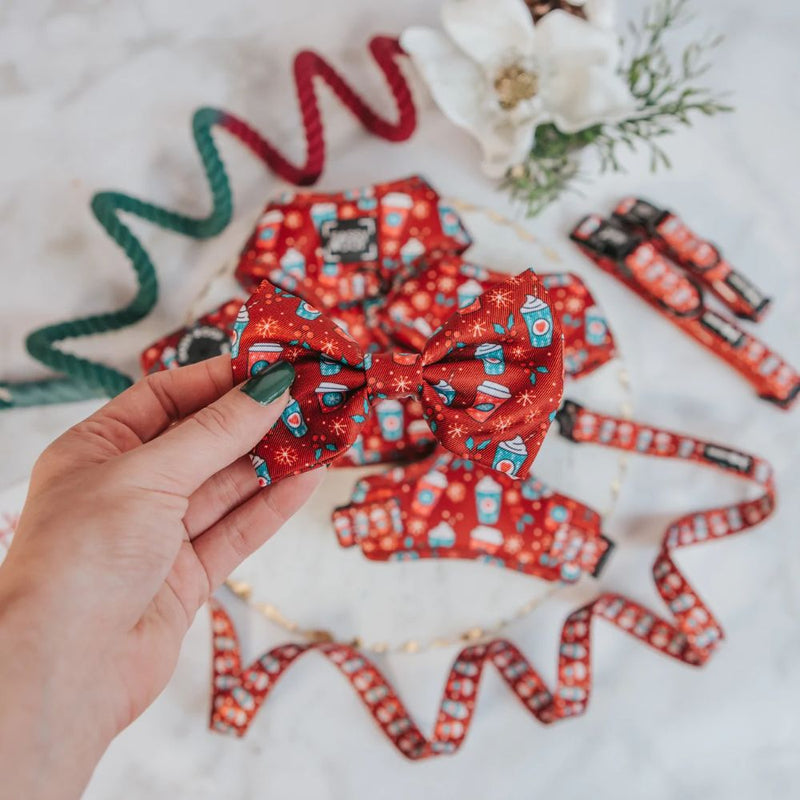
525,1,587,23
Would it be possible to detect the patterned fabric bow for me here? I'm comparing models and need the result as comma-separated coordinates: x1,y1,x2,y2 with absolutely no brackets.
232,270,564,484
234,175,472,308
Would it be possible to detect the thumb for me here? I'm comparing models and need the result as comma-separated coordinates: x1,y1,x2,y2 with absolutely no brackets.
123,361,295,495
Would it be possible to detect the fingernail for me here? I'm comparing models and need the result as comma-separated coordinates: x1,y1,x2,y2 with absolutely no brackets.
241,361,295,406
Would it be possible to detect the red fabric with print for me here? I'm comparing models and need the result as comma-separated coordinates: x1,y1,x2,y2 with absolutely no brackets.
612,197,771,322
234,175,471,307
231,270,564,484
332,449,612,582
571,214,800,409
378,255,615,378
209,404,775,754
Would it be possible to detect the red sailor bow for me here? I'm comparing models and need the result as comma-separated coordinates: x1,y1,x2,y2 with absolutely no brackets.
232,270,564,484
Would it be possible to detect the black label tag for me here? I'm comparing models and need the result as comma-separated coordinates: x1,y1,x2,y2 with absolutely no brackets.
702,444,752,474
625,199,665,229
320,217,378,264
699,310,745,348
724,271,768,310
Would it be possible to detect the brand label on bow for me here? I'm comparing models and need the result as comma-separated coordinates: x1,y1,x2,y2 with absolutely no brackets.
321,217,378,263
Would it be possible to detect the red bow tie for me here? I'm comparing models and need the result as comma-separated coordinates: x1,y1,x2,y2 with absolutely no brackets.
232,270,564,484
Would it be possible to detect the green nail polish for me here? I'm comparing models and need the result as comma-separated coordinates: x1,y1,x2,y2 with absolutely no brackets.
241,361,295,405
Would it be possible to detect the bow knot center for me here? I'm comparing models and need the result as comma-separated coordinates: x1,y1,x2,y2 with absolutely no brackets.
367,352,423,400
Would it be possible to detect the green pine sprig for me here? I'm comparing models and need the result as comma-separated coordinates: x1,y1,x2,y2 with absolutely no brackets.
504,0,733,216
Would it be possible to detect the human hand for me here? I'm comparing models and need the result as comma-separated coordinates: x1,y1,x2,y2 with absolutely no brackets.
0,355,323,799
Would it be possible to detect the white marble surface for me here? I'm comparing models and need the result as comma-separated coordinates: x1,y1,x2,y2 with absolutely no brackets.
1,1,799,798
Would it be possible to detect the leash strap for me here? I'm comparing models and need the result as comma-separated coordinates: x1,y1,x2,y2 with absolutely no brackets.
612,197,770,321
208,401,774,757
570,215,800,409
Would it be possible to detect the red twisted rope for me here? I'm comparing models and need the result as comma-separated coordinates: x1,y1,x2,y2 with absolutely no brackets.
217,35,416,186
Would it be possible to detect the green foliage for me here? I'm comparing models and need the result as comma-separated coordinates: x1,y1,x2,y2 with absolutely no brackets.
504,0,733,216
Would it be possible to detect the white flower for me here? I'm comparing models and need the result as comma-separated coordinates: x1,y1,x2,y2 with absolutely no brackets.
401,0,635,178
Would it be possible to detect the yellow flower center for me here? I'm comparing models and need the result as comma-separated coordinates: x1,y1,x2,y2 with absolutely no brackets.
494,64,539,110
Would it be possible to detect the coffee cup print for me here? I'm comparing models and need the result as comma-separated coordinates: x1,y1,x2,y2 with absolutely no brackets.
319,353,342,376
521,295,554,347
585,305,608,346
310,201,338,233
256,209,284,250
296,299,321,321
280,247,306,281
475,475,502,525
438,202,459,234
230,306,249,359
458,261,490,281
437,201,470,245
457,279,484,313
408,418,435,448
469,525,503,554
161,345,177,370
492,435,528,478
433,379,456,406
475,342,506,376
400,238,425,266
428,521,456,549
248,342,284,376
410,470,448,517
251,454,271,487
320,261,340,287
466,380,511,422
315,381,349,413
376,399,404,442
380,192,413,238
281,398,308,438
269,267,296,292
357,196,378,212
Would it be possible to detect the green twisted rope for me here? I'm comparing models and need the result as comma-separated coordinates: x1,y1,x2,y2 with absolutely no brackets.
1,107,233,410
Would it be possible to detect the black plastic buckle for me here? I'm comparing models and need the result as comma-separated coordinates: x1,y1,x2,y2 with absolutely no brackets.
591,536,615,578
555,399,584,442
612,197,669,236
570,216,642,263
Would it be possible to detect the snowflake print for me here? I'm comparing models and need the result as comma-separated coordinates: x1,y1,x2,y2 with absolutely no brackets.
284,347,303,362
257,318,278,337
470,320,487,337
512,345,526,359
276,446,297,466
446,482,466,502
409,518,426,535
320,338,338,355
331,419,348,436
438,276,456,292
393,376,413,395
488,287,513,307
504,535,523,554
448,423,466,438
495,417,512,434
517,390,536,407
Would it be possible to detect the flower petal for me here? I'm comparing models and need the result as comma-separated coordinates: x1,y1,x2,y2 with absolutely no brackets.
441,0,536,66
535,9,620,68
401,26,488,132
475,115,540,178
540,63,635,133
